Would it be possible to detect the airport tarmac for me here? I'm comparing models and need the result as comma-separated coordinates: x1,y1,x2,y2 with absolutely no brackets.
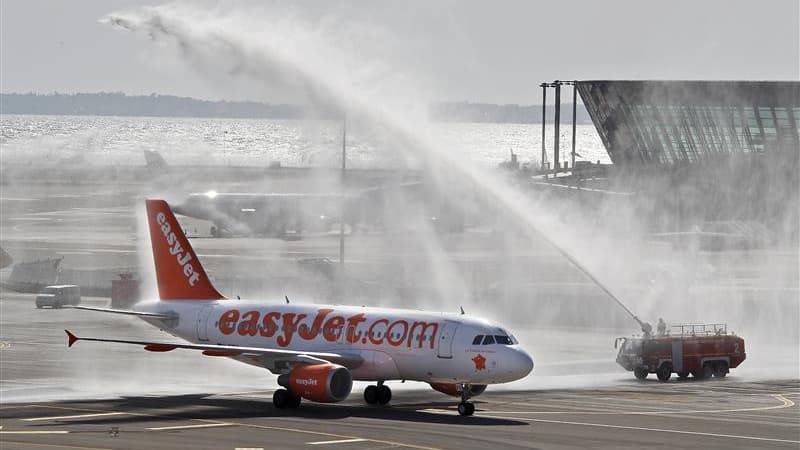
1,379,798,449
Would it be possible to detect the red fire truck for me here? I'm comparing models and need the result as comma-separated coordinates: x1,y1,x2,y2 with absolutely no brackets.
615,324,746,381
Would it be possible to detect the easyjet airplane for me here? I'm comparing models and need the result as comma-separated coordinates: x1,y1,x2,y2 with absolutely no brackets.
65,200,533,416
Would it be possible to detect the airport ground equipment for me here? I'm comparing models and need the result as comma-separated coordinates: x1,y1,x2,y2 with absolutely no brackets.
35,285,81,309
615,324,746,381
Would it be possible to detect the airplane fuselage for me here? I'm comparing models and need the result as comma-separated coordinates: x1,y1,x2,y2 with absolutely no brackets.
141,300,533,385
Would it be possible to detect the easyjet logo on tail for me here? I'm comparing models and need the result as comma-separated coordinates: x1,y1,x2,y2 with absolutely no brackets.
156,212,200,287
145,199,224,301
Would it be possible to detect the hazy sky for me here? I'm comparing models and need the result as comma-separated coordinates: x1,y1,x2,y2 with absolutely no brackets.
2,0,798,104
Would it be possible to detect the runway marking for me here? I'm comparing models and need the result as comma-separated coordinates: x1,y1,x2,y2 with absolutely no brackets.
0,441,113,450
0,404,39,410
23,412,129,421
478,394,796,417
0,430,70,434
146,422,235,431
307,438,367,445
476,394,795,416
504,416,800,445
222,421,441,450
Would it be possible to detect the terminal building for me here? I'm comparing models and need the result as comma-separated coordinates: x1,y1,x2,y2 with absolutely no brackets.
577,81,799,166
545,80,799,245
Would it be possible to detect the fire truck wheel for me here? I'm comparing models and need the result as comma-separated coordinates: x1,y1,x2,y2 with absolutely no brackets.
634,367,648,380
702,363,715,379
656,363,672,382
677,372,690,380
713,362,729,378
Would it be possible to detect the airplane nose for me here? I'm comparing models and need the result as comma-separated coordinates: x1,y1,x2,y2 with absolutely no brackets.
513,348,534,378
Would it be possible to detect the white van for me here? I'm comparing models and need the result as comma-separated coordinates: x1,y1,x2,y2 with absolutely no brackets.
35,285,81,309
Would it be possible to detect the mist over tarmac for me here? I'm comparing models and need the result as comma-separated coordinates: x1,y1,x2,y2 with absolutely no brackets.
0,2,797,402
105,3,798,345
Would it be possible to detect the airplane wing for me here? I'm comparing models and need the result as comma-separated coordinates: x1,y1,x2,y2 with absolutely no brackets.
64,330,362,371
63,305,175,319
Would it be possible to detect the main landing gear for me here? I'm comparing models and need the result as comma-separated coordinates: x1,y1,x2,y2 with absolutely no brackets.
273,388,301,409
458,384,475,416
364,381,392,405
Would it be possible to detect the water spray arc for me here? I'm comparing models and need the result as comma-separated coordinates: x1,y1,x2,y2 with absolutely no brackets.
104,5,649,333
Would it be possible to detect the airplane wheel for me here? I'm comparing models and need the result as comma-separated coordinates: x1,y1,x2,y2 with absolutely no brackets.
633,367,648,380
273,389,290,408
377,385,392,405
288,391,302,408
458,402,475,416
364,385,378,405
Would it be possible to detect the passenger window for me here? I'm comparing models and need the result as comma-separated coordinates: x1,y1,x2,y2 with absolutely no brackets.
472,335,483,345
482,335,495,345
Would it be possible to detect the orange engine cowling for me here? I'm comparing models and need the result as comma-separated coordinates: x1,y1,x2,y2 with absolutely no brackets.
429,383,487,397
278,364,352,403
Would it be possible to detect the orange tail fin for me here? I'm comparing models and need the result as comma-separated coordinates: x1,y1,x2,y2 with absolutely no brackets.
145,199,225,300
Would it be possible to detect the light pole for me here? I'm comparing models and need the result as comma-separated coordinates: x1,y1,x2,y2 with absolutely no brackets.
339,116,346,287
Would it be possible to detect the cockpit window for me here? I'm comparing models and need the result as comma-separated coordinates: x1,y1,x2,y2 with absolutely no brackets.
472,335,483,345
482,335,495,345
495,335,513,345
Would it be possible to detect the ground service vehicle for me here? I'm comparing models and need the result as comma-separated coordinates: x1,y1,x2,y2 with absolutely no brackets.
36,285,81,309
615,324,745,381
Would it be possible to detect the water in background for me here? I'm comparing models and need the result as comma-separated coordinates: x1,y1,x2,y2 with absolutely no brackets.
0,114,609,169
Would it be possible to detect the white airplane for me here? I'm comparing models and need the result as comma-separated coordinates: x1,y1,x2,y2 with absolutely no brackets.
65,199,533,416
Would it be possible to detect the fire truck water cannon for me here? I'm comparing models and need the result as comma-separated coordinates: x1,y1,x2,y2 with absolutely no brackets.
615,323,746,382
524,224,746,381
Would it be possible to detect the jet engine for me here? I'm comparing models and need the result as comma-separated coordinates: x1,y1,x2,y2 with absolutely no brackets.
429,383,487,397
278,364,352,403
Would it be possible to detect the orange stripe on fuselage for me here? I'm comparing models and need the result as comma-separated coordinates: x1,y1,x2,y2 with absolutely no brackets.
217,308,439,350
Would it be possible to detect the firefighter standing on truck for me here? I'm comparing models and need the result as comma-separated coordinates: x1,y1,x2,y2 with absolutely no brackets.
657,318,667,336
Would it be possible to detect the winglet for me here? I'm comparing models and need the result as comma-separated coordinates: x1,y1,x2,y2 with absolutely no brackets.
65,329,78,347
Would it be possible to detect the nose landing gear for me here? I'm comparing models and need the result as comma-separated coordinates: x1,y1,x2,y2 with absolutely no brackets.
364,381,392,405
457,384,475,416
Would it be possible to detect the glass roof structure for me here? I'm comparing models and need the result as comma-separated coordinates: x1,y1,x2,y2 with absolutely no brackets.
576,81,800,167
